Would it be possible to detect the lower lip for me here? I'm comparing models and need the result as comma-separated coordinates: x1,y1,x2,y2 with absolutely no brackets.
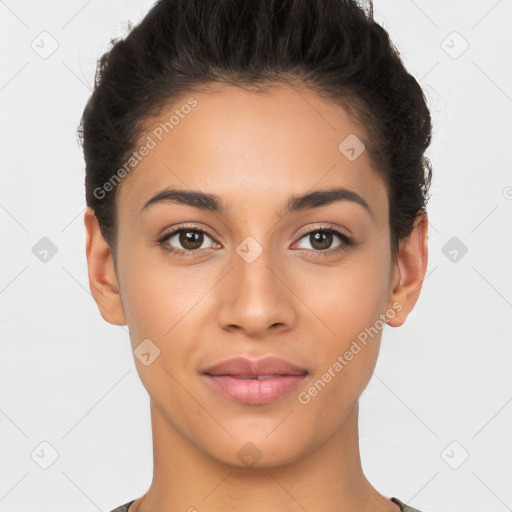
203,374,308,405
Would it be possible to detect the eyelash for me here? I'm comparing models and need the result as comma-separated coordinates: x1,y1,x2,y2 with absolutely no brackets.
156,223,353,259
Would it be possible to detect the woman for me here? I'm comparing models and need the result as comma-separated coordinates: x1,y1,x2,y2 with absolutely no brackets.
79,0,432,510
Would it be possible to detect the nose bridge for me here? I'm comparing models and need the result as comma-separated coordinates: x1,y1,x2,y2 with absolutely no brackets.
217,233,295,335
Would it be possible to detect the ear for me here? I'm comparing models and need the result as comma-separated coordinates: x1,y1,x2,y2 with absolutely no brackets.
386,211,429,327
84,207,126,326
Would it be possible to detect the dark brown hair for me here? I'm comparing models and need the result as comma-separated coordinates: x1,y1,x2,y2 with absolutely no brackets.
78,0,432,257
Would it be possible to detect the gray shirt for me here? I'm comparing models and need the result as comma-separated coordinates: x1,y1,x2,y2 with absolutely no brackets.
109,496,425,511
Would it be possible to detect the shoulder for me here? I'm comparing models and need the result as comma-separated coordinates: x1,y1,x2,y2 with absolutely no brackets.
391,496,427,512
108,500,135,512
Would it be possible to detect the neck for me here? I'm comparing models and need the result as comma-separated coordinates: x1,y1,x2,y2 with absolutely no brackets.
131,399,398,512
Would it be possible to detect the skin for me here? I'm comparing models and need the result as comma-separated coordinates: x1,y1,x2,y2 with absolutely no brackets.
84,82,428,512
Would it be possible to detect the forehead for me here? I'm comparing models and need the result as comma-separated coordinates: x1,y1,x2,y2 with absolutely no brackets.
116,82,388,223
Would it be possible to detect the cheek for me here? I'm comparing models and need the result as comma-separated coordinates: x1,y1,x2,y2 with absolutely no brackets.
297,245,391,399
295,280,388,440
118,249,210,341
303,249,391,340
117,260,205,419
117,252,215,397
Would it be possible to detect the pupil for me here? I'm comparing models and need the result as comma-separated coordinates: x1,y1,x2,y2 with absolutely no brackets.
180,231,202,250
312,231,332,250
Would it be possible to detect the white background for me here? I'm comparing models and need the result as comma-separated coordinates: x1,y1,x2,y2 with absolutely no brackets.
1,1,511,511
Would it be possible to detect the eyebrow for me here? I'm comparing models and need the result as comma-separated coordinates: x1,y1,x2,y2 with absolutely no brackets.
140,186,373,219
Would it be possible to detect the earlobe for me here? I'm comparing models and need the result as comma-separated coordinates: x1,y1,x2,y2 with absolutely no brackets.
84,207,127,326
386,211,429,327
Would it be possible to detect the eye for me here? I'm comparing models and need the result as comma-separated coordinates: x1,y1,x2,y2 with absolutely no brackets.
294,225,353,256
157,224,218,257
157,223,353,258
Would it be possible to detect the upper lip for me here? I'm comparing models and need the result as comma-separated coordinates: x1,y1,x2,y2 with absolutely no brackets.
203,356,308,376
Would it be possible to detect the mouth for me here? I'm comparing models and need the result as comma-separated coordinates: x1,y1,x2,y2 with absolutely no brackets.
202,356,308,405
226,375,287,380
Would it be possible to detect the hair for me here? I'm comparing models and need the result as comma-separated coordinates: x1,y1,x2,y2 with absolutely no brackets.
78,0,432,259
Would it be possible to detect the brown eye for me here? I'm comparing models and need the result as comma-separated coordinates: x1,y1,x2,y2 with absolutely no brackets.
294,226,353,257
159,226,217,256
309,231,335,251
176,230,204,250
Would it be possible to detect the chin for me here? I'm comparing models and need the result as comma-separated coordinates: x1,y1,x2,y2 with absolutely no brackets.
201,430,311,470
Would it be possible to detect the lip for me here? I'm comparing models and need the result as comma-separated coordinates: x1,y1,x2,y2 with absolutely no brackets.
202,356,308,405
203,356,307,377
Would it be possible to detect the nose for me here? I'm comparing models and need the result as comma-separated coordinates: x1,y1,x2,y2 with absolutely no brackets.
216,242,297,338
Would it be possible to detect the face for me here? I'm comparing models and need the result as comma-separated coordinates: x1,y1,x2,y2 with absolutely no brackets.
103,83,404,467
